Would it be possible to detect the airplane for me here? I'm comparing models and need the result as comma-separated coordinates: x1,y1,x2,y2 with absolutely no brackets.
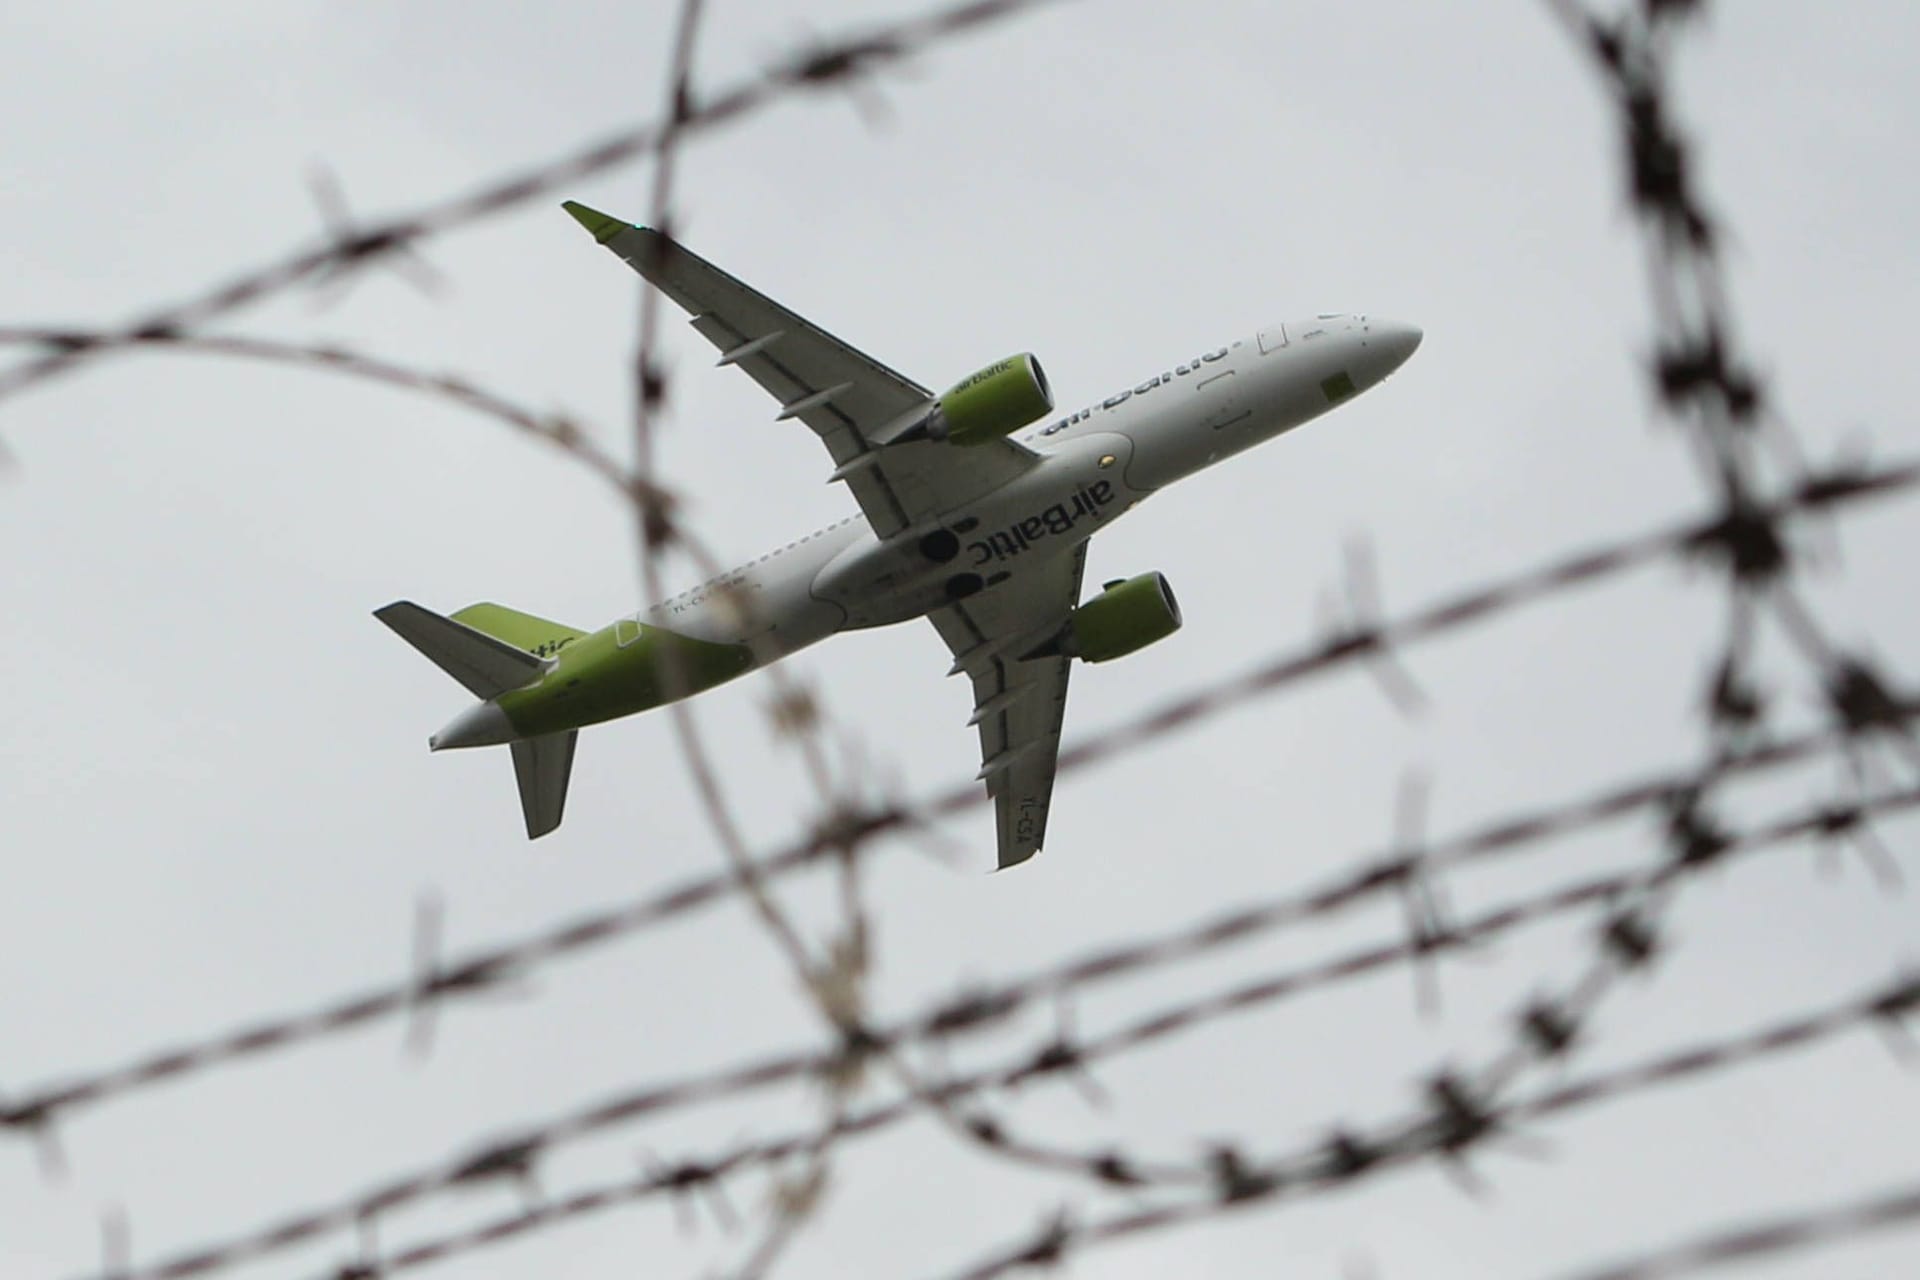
375,201,1421,867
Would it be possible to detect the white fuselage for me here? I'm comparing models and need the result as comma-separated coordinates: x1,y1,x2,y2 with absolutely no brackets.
642,315,1417,664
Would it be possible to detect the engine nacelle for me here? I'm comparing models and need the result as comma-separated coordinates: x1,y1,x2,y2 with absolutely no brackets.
1063,572,1183,663
923,354,1054,447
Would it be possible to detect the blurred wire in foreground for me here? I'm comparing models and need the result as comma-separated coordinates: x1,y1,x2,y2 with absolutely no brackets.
3,1,1917,1278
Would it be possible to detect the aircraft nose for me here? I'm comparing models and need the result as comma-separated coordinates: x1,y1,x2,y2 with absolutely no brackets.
1368,319,1422,370
1345,317,1422,389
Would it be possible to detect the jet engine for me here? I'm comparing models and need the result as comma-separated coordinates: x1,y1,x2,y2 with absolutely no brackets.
1026,572,1182,663
918,354,1054,447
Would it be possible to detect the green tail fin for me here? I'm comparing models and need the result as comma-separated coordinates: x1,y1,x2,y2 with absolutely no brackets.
451,603,587,660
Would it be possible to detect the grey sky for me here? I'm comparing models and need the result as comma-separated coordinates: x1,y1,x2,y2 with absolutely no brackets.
4,2,1919,1276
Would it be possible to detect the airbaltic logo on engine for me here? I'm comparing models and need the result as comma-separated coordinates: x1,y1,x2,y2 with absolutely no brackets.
969,481,1117,565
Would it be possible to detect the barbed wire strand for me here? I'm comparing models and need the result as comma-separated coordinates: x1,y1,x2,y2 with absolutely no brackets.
613,6,886,1271
9,1,1920,1277
926,1,1920,1269
257,931,1920,1280
0,328,632,491
0,0,1071,414
0,538,1892,1148
7,475,1912,1140
931,861,1919,1279
1538,1179,1920,1280
71,778,1918,1280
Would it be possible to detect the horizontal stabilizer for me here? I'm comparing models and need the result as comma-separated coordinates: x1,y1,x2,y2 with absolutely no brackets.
511,730,578,839
374,601,549,700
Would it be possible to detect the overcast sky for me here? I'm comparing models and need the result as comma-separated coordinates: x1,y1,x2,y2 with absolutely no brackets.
5,2,1920,1277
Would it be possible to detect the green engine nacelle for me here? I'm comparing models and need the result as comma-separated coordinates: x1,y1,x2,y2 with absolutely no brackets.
926,353,1054,447
1067,572,1183,663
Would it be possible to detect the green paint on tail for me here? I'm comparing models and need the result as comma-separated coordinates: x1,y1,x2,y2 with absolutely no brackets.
451,603,586,659
496,619,755,737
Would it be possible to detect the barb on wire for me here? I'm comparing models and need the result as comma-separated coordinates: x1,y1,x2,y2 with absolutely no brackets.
1341,535,1428,716
305,164,446,302
1386,771,1456,1019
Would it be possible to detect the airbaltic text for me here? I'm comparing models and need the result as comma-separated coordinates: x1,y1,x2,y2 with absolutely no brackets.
1035,348,1229,438
969,481,1117,565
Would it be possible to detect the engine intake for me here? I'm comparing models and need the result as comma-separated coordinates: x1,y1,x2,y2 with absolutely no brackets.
920,354,1054,447
1024,572,1182,663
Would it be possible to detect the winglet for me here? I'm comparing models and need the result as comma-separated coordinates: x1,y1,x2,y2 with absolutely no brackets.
561,200,633,245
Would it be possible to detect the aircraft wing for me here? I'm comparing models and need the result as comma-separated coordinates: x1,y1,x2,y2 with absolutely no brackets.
927,543,1087,869
562,201,1039,540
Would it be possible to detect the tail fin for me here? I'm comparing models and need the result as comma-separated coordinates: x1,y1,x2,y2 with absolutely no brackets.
511,731,578,839
451,603,586,659
477,598,589,838
373,601,549,699
374,599,587,840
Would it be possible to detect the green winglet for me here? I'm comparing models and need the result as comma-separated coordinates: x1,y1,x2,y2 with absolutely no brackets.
561,200,634,245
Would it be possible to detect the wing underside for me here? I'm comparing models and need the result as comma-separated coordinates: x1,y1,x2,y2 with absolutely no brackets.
561,202,1039,539
928,544,1087,869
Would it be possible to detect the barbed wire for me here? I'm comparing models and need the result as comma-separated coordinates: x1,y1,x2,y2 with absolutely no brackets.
6,459,1910,1145
276,926,1920,1280
0,0,1068,415
928,818,1913,1279
933,960,1920,1280
615,9,898,1266
7,0,1918,1277
1538,1179,1920,1280
263,859,1920,1280
0,737,1823,1184
913,1,1920,1269
62,776,1920,1280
